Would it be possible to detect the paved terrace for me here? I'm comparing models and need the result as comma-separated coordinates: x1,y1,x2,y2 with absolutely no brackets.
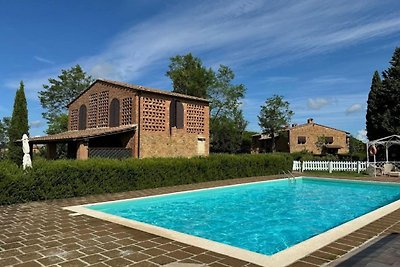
1,174,400,267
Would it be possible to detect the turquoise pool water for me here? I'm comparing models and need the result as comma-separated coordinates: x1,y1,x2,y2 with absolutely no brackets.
88,178,400,255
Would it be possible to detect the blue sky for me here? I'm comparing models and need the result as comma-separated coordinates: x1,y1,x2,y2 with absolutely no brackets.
1,0,400,140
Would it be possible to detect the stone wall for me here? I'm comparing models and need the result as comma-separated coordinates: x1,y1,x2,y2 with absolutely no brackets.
289,123,349,154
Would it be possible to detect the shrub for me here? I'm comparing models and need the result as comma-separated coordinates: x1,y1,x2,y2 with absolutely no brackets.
0,153,292,205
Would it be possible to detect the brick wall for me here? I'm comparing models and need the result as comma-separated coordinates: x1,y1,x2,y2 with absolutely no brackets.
138,93,209,158
289,123,349,154
68,82,135,130
68,81,210,159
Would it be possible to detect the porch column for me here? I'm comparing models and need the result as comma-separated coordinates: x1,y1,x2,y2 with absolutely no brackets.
76,141,89,160
46,143,57,160
386,144,389,163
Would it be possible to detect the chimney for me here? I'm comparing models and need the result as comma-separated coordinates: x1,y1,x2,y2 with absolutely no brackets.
307,118,314,124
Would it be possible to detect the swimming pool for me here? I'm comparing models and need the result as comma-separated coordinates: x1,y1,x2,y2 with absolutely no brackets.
66,177,400,266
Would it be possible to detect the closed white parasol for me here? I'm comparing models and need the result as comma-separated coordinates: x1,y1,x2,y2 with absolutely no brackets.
22,134,32,170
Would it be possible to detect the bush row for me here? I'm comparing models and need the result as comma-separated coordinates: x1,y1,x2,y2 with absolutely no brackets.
0,153,292,205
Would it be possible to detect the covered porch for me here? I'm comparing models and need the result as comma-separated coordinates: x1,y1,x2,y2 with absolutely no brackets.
29,124,137,160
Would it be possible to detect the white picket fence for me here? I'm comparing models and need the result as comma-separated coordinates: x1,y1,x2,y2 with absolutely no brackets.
292,160,367,173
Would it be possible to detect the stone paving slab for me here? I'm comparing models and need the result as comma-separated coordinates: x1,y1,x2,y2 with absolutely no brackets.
1,174,400,267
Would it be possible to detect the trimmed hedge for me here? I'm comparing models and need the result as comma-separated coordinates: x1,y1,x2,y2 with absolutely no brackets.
0,153,292,205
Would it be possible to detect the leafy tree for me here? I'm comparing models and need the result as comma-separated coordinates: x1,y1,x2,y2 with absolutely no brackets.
366,71,384,140
166,54,248,153
211,110,248,153
240,130,258,153
209,65,246,120
46,114,69,135
258,95,294,152
315,135,327,154
39,65,94,134
8,81,29,164
209,65,247,153
349,135,366,160
166,53,214,98
366,47,400,140
0,117,11,159
381,47,400,136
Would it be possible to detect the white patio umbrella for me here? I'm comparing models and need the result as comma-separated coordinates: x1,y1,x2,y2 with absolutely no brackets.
22,134,32,170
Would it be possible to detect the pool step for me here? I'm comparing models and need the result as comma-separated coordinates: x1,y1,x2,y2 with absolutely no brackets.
283,170,297,182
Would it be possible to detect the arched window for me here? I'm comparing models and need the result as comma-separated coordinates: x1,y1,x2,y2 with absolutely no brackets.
78,105,87,130
170,100,176,128
109,98,120,127
176,101,184,129
170,100,184,129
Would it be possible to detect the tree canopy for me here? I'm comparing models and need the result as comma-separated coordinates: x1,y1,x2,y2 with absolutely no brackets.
381,47,400,136
39,65,94,134
0,117,10,159
166,53,248,153
366,47,400,140
258,95,294,152
8,81,29,164
366,71,383,140
166,53,214,98
209,65,246,120
209,65,247,153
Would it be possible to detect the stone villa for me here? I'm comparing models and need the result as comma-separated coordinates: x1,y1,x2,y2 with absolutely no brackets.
29,79,210,159
252,118,350,155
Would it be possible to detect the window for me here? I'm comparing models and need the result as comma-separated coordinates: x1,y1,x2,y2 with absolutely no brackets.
170,100,176,128
325,136,334,144
176,101,184,129
169,100,184,129
78,105,87,130
298,136,306,144
109,98,120,127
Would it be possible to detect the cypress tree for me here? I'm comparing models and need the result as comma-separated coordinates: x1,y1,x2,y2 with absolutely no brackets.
366,71,383,141
8,81,29,165
381,47,400,136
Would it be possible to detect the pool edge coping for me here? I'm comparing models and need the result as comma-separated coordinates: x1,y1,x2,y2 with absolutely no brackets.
63,177,400,267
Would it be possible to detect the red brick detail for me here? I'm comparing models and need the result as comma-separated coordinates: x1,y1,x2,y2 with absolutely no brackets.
98,91,109,127
122,97,133,125
88,93,98,128
142,97,166,132
70,109,78,131
186,103,205,134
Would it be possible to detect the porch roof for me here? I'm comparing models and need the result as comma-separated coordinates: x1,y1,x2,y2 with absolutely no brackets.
26,124,137,144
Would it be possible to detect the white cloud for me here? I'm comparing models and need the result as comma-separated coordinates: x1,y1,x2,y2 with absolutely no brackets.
34,56,54,65
307,98,334,110
309,76,357,85
346,103,363,114
5,1,400,94
30,120,43,128
356,129,367,142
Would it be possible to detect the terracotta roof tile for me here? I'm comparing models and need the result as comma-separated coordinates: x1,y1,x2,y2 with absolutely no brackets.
27,124,137,143
67,79,209,107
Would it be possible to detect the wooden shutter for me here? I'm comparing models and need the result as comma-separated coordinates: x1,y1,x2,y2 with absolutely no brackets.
109,98,120,127
176,101,184,129
78,105,87,130
170,99,176,128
